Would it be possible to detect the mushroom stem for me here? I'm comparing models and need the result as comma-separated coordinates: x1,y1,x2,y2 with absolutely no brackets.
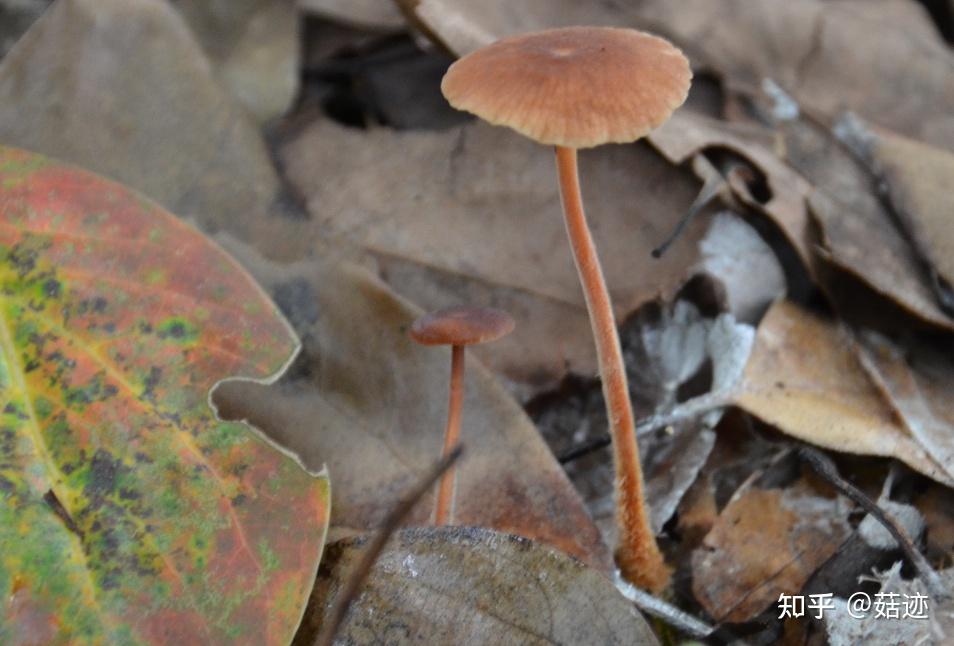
434,344,465,525
554,145,671,592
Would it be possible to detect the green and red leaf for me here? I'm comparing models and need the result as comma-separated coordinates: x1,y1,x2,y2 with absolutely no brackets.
0,146,330,645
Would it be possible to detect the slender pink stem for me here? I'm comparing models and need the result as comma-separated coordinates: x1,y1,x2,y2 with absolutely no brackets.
434,344,464,525
555,145,669,591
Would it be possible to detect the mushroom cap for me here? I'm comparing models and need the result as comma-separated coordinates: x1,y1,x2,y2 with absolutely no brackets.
410,306,515,346
441,26,692,149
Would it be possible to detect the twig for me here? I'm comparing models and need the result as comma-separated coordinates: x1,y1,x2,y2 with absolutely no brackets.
615,573,715,639
652,171,725,258
559,391,733,464
797,446,949,601
315,445,464,646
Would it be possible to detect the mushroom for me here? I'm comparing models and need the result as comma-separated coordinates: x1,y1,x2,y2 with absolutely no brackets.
441,26,691,591
410,306,515,525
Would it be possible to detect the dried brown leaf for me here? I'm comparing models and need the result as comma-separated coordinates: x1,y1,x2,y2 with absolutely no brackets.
175,0,300,122
0,0,307,255
629,0,954,151
867,129,954,310
279,117,705,392
778,115,954,331
734,300,952,485
297,527,658,645
692,483,851,623
214,239,612,572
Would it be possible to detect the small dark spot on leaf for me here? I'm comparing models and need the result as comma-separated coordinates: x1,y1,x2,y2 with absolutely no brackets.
43,279,61,298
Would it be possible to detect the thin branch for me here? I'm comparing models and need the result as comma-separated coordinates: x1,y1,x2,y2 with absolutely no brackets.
615,573,715,638
798,446,949,601
315,445,464,646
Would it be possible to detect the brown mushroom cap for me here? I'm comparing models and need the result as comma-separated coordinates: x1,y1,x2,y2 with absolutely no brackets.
410,306,515,346
441,26,692,149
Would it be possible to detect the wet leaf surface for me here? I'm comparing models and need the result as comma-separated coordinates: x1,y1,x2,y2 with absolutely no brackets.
213,239,612,572
296,526,658,645
0,146,329,644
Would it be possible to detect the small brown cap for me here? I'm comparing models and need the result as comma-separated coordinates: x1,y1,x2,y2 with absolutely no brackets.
410,306,515,346
441,26,691,149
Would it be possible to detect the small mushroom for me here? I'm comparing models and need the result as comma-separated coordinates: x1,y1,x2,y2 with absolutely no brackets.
410,306,515,525
441,27,691,591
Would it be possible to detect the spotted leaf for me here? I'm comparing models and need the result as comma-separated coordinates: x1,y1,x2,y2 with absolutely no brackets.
0,146,330,645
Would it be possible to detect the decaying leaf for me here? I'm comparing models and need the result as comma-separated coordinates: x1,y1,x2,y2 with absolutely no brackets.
626,0,954,151
855,332,954,485
175,0,300,122
0,0,308,256
648,111,815,280
279,116,706,392
692,482,852,623
297,527,658,645
864,127,954,313
825,562,954,646
775,114,954,331
537,290,753,543
734,300,952,485
0,147,329,644
214,239,611,572
694,211,787,324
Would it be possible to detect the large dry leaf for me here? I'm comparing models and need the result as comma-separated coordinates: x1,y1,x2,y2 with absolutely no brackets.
0,0,307,256
280,117,705,392
778,115,954,331
692,483,851,623
627,0,954,152
175,0,300,123
297,527,658,645
0,147,329,644
734,300,952,485
856,332,954,485
213,240,612,572
866,128,954,312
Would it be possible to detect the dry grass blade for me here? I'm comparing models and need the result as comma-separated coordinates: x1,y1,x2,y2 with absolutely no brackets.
315,445,464,646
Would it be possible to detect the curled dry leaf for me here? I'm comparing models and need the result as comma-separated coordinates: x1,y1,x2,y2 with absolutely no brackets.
692,482,852,624
296,527,658,646
279,117,705,393
0,0,309,257
863,128,954,314
175,0,300,123
734,300,953,485
0,147,329,644
648,111,815,277
626,0,954,151
213,239,612,572
779,114,954,331
694,211,787,324
856,332,954,485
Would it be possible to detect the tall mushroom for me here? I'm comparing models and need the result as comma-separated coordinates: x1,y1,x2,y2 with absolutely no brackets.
441,27,691,591
410,306,515,525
